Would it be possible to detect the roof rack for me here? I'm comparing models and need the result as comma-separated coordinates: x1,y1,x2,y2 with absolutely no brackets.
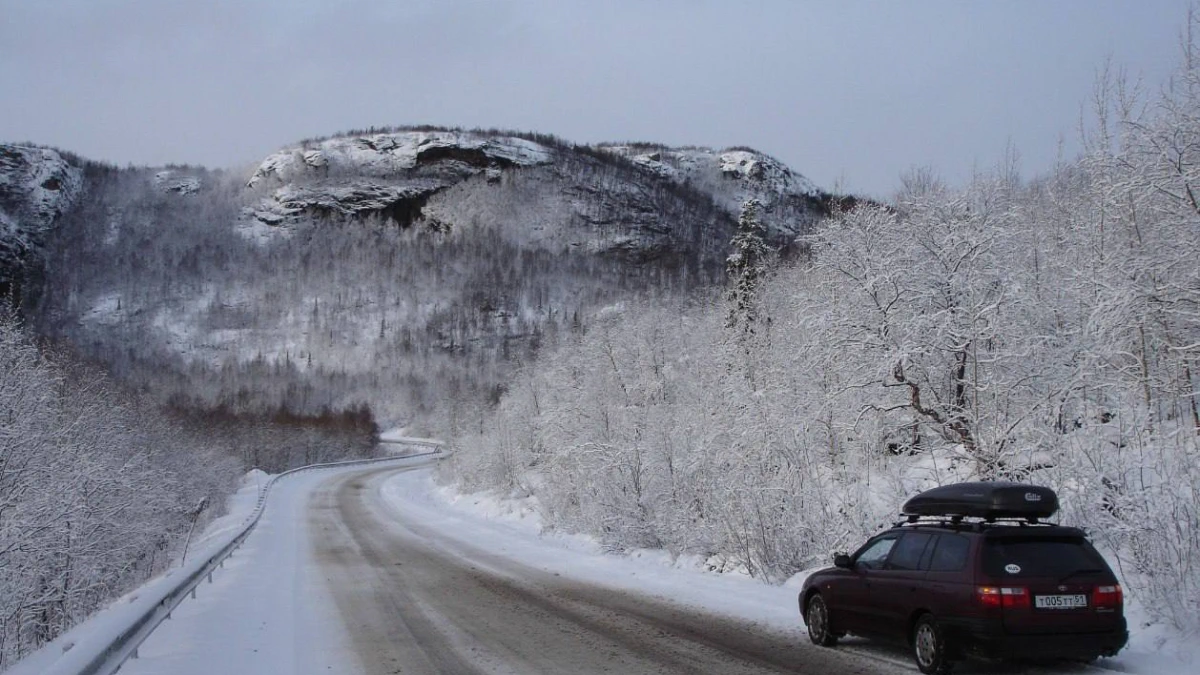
893,514,1058,531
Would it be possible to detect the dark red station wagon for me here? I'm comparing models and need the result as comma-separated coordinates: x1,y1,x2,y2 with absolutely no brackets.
798,482,1128,674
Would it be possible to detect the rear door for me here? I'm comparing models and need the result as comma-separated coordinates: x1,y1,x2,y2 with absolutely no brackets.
921,532,976,621
868,531,935,639
981,536,1123,635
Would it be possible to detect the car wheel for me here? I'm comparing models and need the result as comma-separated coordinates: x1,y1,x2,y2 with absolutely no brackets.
805,594,838,647
912,614,953,674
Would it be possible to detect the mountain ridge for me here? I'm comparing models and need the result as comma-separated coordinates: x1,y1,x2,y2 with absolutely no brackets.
1,126,834,428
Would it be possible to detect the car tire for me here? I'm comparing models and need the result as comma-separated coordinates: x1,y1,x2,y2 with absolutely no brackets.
805,594,838,647
912,614,953,674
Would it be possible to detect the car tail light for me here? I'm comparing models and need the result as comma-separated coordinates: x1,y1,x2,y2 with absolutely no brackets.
977,586,1030,609
1093,584,1123,611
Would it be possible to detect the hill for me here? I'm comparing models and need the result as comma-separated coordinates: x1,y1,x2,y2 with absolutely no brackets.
0,127,831,428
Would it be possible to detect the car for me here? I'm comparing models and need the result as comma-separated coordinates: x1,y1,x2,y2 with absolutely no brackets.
798,481,1128,674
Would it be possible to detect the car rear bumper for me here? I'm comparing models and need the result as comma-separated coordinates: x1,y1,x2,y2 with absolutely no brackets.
946,618,1128,660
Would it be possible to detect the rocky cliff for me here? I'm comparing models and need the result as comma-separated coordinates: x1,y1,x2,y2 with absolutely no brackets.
0,144,82,289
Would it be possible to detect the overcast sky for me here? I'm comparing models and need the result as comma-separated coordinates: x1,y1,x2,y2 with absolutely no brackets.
1,0,1192,197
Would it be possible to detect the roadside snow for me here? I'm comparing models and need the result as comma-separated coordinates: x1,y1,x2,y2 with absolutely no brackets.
108,469,362,675
384,470,1200,675
377,427,445,452
12,463,1195,675
3,470,271,675
381,470,817,641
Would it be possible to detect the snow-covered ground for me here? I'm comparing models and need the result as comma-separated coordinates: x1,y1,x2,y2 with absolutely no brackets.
377,426,445,449
102,468,364,675
9,462,1196,675
384,470,810,638
3,469,274,675
390,471,1200,675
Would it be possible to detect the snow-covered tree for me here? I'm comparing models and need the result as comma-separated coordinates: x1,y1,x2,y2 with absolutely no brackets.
725,199,770,339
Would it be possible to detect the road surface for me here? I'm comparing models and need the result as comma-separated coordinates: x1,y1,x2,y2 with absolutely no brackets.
309,464,905,675
123,459,912,674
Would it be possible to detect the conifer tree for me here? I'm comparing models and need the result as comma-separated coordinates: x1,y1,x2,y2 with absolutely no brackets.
725,198,770,339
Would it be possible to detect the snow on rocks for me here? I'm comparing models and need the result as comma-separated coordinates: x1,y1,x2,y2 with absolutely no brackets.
239,180,449,235
153,170,201,195
246,130,554,187
239,131,554,235
600,143,822,241
602,144,820,203
0,144,83,282
270,181,443,218
717,149,820,197
625,151,679,179
0,145,83,226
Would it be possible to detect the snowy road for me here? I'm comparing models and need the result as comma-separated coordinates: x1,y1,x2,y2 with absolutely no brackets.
120,458,908,675
22,458,1184,675
306,465,907,675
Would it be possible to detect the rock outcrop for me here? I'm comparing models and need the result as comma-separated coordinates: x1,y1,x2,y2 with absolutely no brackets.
242,131,554,230
153,170,201,195
600,144,823,241
0,144,82,287
236,131,826,260
247,131,552,187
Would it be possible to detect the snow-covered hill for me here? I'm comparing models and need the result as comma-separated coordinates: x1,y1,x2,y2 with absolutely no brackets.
3,126,831,428
601,143,822,240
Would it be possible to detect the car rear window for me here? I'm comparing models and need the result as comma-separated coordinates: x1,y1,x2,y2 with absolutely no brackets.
982,537,1107,579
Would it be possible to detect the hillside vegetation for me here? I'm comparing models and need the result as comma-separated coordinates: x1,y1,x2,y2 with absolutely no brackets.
445,26,1200,637
8,130,827,429
0,308,374,667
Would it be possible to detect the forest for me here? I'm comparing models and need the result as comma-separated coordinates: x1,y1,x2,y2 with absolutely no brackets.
444,30,1200,637
0,306,375,667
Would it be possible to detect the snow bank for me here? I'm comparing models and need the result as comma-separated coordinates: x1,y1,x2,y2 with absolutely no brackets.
2,469,271,675
392,471,1200,675
381,470,814,638
4,453,441,675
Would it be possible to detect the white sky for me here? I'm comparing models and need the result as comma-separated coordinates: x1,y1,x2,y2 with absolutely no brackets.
0,0,1192,198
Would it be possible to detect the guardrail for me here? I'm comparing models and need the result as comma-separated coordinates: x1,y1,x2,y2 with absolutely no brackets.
14,444,444,675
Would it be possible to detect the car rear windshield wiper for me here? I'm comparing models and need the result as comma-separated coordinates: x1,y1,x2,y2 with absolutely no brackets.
1058,568,1105,583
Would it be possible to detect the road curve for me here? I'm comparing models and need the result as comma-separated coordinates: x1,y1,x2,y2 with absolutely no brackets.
311,463,903,675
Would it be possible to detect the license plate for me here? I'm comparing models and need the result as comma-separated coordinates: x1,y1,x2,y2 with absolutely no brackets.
1034,594,1088,609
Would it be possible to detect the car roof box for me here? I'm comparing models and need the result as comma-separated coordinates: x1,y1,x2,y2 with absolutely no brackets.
902,481,1058,520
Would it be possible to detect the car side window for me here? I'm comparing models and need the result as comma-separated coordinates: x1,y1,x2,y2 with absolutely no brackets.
854,535,899,570
886,532,934,571
928,533,971,572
